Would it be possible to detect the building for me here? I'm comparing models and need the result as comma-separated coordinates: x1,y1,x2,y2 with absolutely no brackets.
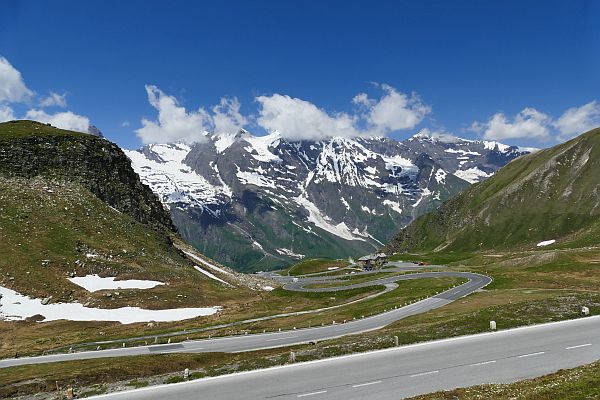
357,253,388,270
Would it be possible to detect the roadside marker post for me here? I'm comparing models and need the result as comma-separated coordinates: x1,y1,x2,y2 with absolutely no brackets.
582,306,590,316
490,321,497,331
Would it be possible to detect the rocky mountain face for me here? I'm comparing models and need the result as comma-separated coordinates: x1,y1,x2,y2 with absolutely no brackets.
387,127,600,254
0,120,252,315
0,120,174,231
125,130,531,271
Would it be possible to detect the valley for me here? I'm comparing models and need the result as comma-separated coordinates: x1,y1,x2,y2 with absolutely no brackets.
1,117,599,400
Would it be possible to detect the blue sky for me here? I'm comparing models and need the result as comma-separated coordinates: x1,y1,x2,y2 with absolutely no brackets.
0,0,598,149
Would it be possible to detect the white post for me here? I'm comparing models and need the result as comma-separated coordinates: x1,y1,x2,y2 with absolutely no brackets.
394,336,399,346
582,306,590,316
490,320,497,331
183,368,190,379
289,351,296,363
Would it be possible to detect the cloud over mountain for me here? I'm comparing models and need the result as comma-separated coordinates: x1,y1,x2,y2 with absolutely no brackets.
470,101,600,142
138,84,432,143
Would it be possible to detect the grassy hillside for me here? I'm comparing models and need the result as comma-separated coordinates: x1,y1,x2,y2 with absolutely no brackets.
388,127,600,253
0,176,244,310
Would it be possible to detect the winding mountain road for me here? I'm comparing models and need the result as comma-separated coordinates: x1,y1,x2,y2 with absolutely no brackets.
88,316,600,400
0,264,490,368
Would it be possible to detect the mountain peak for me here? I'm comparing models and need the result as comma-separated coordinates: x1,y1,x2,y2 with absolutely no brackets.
411,129,463,144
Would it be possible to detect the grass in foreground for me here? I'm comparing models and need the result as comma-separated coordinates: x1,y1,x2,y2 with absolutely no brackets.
3,285,598,398
408,360,600,400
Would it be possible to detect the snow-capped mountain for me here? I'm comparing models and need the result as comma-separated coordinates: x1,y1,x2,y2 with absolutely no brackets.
124,131,531,271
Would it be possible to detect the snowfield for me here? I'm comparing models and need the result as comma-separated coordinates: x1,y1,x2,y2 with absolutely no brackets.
0,285,220,323
68,275,164,292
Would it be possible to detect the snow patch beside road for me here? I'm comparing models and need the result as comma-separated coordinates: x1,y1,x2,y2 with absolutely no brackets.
184,251,233,276
0,285,219,323
68,275,164,292
193,265,234,287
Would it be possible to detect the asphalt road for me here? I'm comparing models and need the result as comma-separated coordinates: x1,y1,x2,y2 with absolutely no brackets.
89,316,600,400
0,269,490,368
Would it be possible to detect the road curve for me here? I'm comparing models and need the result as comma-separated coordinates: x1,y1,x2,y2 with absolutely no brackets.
86,316,600,400
0,268,491,368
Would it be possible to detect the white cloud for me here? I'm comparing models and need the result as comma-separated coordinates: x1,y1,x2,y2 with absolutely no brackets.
39,92,67,108
0,56,33,103
256,84,430,140
554,101,600,139
256,94,359,140
356,84,431,135
121,120,130,127
25,109,90,132
352,93,371,107
0,56,92,132
0,105,15,122
136,85,213,144
212,97,247,134
470,107,552,141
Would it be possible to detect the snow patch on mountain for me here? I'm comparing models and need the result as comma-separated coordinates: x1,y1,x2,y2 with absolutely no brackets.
483,141,511,152
383,199,403,214
453,167,492,184
244,131,282,163
444,148,481,156
213,131,238,153
295,195,364,241
435,169,447,184
275,248,305,259
125,144,231,208
236,169,277,189
193,265,233,286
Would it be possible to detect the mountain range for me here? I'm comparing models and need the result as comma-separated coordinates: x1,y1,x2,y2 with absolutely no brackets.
125,130,531,271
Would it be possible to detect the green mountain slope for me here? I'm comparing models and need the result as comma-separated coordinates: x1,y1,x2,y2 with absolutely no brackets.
387,127,600,253
0,121,244,311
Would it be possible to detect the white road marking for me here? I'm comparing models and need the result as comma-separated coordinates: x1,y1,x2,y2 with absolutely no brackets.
410,370,439,377
469,360,496,366
352,380,382,388
266,336,299,342
566,343,592,350
518,351,545,358
297,390,327,397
